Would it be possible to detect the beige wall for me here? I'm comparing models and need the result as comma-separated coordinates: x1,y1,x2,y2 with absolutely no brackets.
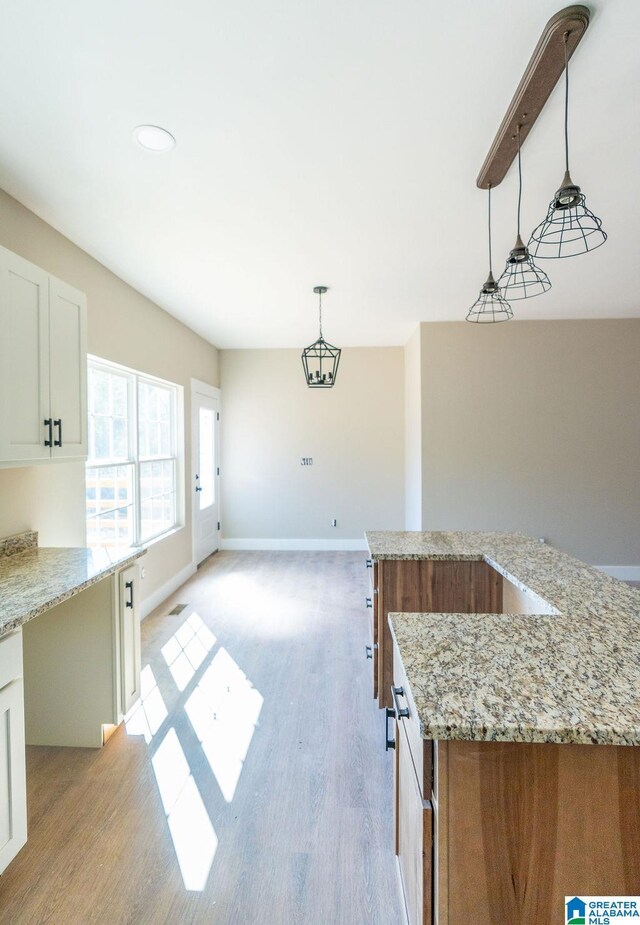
416,320,640,565
0,187,219,602
404,327,422,531
220,348,404,543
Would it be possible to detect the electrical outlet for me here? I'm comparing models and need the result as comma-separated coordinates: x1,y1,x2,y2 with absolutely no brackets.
141,567,146,579
301,457,313,466
331,518,337,527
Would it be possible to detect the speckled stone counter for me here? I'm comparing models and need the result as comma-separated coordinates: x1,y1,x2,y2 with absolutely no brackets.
365,531,640,746
0,544,145,637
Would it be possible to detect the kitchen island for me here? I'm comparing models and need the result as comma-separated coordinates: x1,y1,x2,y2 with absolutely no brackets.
365,531,640,925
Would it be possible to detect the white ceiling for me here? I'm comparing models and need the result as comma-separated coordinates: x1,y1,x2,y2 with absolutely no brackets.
0,0,638,348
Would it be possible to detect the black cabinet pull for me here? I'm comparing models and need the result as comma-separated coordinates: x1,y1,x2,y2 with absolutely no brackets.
391,685,410,719
125,580,134,609
44,418,53,447
385,707,396,751
365,645,372,660
53,419,62,447
365,558,372,568
365,597,372,609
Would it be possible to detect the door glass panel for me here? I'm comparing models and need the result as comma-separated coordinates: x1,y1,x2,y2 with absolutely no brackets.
199,408,214,510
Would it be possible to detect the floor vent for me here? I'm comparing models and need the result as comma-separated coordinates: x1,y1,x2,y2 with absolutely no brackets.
168,603,188,615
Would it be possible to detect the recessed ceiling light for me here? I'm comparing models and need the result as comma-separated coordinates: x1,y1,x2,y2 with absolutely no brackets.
133,124,176,152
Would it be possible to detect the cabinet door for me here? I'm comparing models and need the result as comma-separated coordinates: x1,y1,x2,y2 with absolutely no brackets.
0,680,27,873
48,276,87,459
119,565,141,715
397,723,433,925
0,246,50,462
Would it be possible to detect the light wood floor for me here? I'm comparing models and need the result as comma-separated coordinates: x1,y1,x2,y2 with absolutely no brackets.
0,551,404,925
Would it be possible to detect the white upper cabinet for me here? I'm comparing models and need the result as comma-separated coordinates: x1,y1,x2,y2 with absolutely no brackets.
48,275,87,458
0,245,87,466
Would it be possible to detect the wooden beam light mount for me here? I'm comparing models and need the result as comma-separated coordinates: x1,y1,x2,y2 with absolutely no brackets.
477,5,590,190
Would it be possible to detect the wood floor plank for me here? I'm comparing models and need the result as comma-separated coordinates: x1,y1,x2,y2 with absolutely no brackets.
0,551,404,925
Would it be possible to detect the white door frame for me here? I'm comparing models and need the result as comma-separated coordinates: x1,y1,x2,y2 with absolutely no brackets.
191,379,221,565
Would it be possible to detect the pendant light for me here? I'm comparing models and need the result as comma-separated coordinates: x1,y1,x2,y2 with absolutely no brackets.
301,286,341,387
498,126,551,299
529,31,606,258
466,186,513,323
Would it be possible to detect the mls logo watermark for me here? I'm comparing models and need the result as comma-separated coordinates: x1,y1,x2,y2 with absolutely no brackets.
566,896,640,924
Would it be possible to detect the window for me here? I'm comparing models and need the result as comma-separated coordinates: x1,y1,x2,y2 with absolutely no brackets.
86,357,182,547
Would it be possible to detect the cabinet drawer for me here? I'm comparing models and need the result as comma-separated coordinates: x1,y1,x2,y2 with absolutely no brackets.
0,630,23,690
393,641,433,798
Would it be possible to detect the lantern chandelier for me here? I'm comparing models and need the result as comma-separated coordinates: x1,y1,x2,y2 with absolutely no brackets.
301,286,341,388
466,186,513,323
498,126,552,300
529,31,606,258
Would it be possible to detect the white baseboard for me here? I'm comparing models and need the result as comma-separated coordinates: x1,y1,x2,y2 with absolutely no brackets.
140,560,197,620
597,565,640,581
220,538,368,552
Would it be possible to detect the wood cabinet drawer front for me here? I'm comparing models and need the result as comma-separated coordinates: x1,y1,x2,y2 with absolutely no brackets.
0,631,23,690
393,640,433,798
397,720,433,925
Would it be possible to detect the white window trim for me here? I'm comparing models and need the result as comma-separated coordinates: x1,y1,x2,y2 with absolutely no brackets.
86,355,185,548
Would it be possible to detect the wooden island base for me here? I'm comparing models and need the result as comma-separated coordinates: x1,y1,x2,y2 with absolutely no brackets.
393,638,640,925
434,739,640,925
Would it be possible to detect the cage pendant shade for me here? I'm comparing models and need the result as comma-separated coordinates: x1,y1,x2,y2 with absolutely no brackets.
528,179,607,258
466,186,513,323
528,32,606,259
498,128,551,300
498,240,552,299
301,286,341,388
466,271,513,323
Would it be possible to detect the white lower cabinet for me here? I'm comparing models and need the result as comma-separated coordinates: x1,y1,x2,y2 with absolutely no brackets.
0,631,27,875
23,564,142,748
118,564,141,716
0,561,142,874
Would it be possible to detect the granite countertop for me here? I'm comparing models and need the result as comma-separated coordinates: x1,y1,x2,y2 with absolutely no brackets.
366,531,640,746
0,544,145,637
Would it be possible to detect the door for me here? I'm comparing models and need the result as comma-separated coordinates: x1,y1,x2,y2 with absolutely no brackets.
0,245,50,462
48,275,87,459
191,380,221,565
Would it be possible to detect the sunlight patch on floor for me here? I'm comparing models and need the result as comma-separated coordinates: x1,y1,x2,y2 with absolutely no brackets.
125,664,168,743
152,727,218,891
185,647,263,802
207,572,311,637
161,612,217,691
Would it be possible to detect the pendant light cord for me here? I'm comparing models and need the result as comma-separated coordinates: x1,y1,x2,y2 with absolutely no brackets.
318,289,323,338
488,184,493,274
564,32,570,174
516,126,522,238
